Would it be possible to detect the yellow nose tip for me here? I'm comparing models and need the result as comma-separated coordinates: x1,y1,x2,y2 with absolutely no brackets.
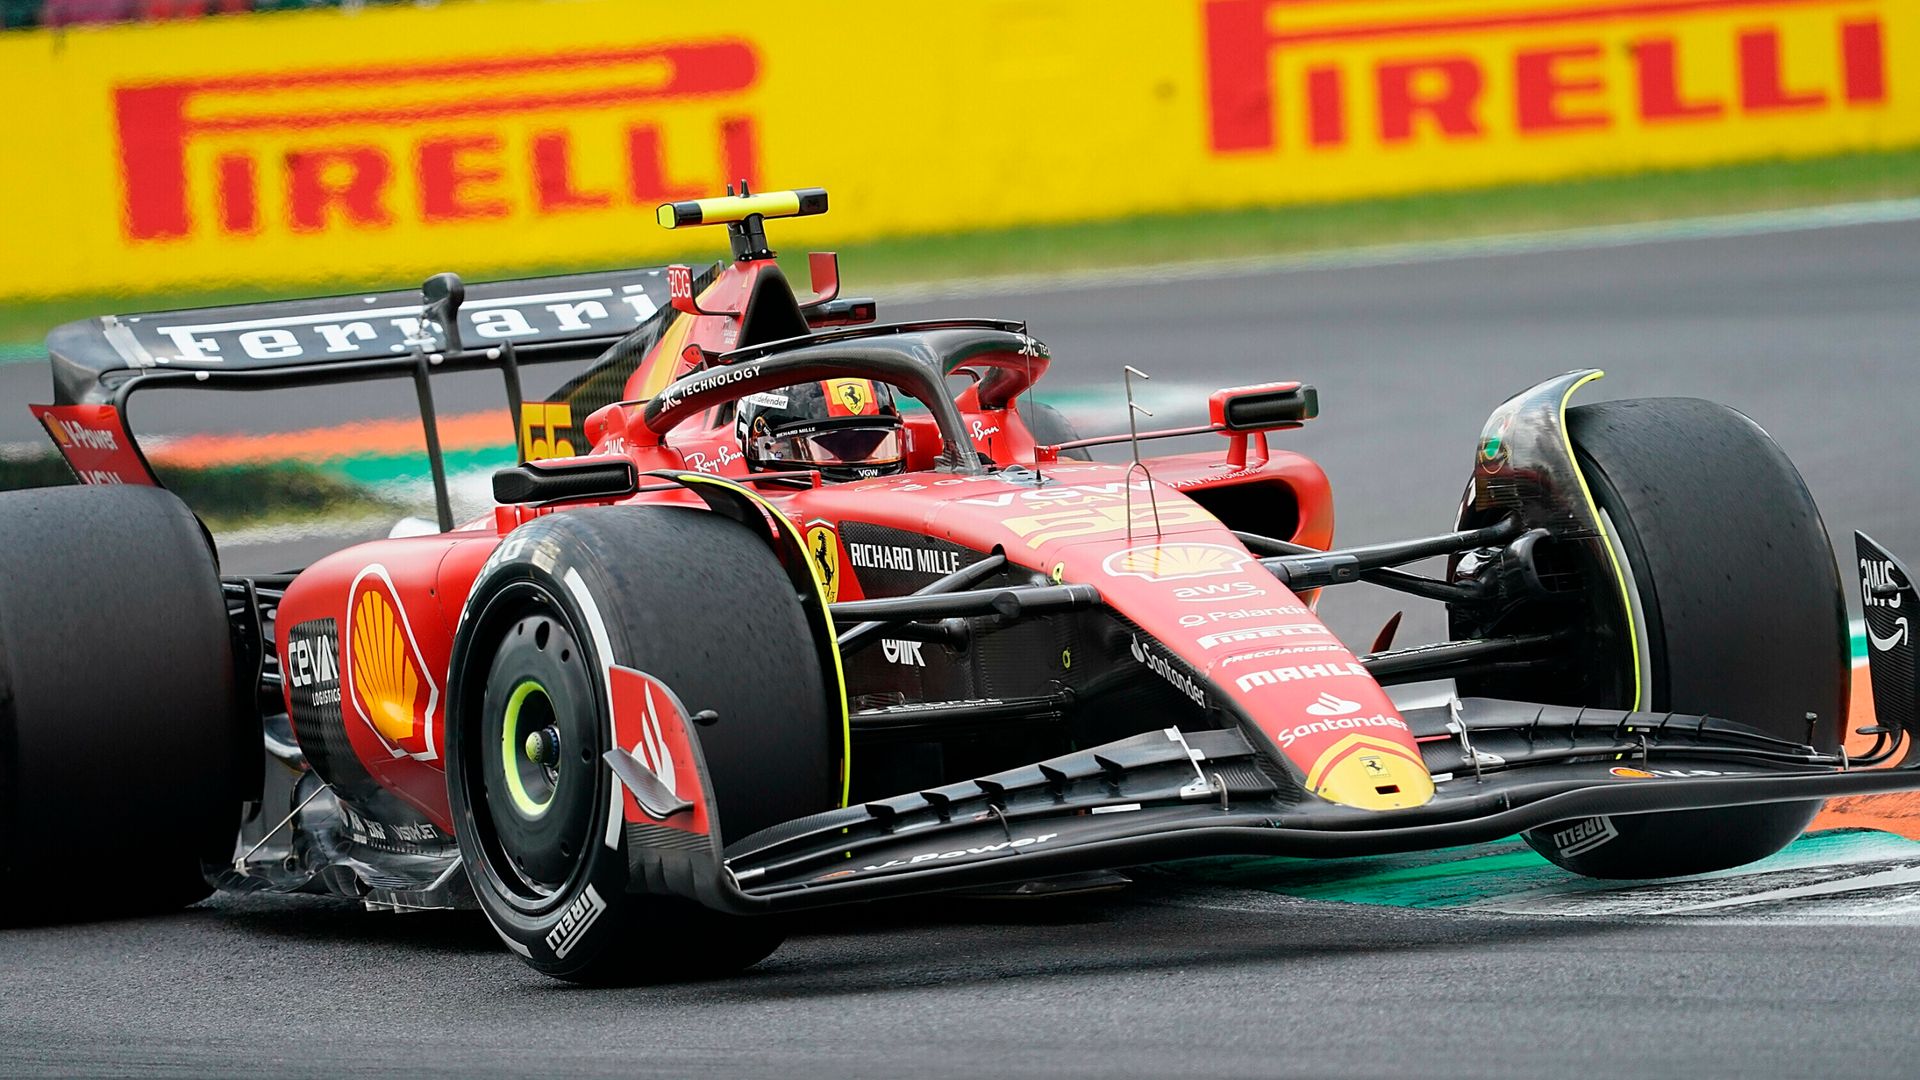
1306,735,1435,810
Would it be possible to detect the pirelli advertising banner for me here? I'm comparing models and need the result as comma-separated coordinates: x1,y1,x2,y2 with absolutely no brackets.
1,0,1915,299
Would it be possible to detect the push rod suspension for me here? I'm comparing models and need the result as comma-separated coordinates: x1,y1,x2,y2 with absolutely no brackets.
1252,519,1523,591
836,554,1007,654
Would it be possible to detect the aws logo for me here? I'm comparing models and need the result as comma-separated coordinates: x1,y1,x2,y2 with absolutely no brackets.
345,564,441,761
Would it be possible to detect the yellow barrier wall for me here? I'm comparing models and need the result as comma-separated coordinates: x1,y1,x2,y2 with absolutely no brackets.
1,0,1914,298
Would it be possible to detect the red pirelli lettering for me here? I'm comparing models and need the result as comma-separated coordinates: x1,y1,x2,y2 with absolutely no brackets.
1203,0,1889,154
287,146,394,232
418,134,509,222
1377,56,1484,143
1516,43,1610,132
1634,38,1726,121
114,40,759,241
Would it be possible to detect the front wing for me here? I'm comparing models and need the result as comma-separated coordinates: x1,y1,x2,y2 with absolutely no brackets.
622,695,1920,916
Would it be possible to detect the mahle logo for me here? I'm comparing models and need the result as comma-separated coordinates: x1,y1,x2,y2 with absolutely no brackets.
346,564,441,761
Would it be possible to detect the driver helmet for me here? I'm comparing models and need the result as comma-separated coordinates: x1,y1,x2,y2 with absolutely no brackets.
736,378,905,481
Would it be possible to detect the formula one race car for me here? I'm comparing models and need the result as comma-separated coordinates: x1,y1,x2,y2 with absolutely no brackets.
9,187,1920,981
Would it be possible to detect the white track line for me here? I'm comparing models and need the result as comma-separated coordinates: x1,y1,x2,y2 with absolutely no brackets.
884,198,1920,303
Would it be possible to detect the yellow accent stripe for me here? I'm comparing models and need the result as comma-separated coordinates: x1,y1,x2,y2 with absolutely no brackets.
1556,370,1644,710
670,474,852,808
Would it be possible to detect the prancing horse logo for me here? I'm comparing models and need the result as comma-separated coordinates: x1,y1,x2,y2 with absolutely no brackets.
803,520,841,603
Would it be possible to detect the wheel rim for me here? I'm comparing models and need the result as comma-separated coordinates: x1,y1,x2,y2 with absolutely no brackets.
473,609,602,902
500,680,560,818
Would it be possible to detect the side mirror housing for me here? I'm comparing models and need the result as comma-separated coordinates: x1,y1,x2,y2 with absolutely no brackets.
1209,382,1319,432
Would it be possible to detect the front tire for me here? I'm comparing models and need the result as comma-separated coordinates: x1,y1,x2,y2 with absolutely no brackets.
1511,399,1845,879
447,506,838,982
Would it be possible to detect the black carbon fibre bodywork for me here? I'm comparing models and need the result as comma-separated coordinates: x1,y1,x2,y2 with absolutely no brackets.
607,686,1920,916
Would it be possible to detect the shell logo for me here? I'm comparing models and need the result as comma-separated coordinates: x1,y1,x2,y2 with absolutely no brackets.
345,564,441,761
41,414,71,448
1101,543,1252,582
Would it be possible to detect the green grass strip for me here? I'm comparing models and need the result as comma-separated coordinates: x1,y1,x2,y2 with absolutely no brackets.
0,453,400,531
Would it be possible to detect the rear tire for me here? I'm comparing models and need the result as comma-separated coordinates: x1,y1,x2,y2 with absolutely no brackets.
1513,399,1845,879
0,486,246,922
448,506,837,982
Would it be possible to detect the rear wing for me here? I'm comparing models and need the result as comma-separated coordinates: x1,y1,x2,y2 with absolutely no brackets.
33,265,696,527
44,266,680,406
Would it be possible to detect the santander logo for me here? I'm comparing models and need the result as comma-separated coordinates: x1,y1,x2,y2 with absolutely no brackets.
1305,692,1362,717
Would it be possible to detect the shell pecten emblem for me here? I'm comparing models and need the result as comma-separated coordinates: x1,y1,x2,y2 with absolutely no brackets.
41,414,71,448
345,564,441,761
1101,543,1251,582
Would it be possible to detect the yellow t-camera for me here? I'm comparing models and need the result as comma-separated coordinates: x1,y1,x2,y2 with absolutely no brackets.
656,188,829,229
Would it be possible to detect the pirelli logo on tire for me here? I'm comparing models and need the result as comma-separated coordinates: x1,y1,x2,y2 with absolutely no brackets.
545,885,608,960
1551,816,1619,858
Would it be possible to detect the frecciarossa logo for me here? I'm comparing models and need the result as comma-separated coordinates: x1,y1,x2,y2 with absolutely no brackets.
345,564,440,761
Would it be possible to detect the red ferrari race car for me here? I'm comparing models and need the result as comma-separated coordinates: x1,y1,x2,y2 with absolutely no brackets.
8,187,1920,982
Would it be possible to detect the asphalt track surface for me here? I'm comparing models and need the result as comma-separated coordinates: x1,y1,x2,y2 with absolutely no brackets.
4,218,1920,1078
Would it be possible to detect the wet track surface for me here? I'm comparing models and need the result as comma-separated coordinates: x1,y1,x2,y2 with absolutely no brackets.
4,218,1920,1077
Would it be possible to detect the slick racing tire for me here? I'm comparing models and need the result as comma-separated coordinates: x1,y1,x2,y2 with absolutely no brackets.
1520,399,1846,879
0,486,247,923
1027,402,1092,462
447,506,839,983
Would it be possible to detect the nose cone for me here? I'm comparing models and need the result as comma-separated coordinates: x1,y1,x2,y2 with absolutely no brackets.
1305,734,1436,810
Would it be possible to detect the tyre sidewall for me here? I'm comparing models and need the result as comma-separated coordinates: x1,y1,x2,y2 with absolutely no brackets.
448,538,637,980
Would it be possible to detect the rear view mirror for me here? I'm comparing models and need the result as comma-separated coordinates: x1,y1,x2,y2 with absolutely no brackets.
1209,383,1319,432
